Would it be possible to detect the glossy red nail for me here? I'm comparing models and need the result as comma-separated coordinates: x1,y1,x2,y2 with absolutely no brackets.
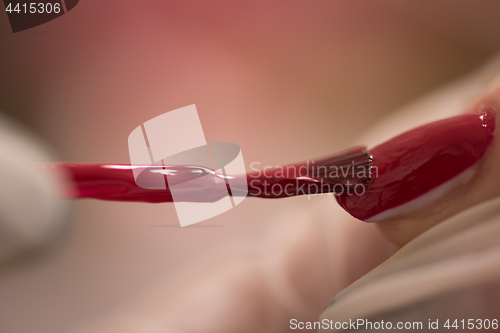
336,110,496,221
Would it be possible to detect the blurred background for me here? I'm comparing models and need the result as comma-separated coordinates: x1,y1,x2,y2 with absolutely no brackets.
1,1,500,332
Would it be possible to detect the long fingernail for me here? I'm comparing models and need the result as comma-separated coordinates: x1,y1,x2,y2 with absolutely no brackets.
337,110,496,221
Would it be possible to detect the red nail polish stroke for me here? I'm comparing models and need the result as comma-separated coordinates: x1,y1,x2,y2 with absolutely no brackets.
336,110,496,221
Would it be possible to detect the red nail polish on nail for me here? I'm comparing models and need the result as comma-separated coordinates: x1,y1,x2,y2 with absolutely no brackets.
336,110,496,221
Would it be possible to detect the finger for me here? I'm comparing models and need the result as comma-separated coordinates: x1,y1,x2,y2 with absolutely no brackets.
337,54,500,245
320,55,500,328
320,193,500,329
